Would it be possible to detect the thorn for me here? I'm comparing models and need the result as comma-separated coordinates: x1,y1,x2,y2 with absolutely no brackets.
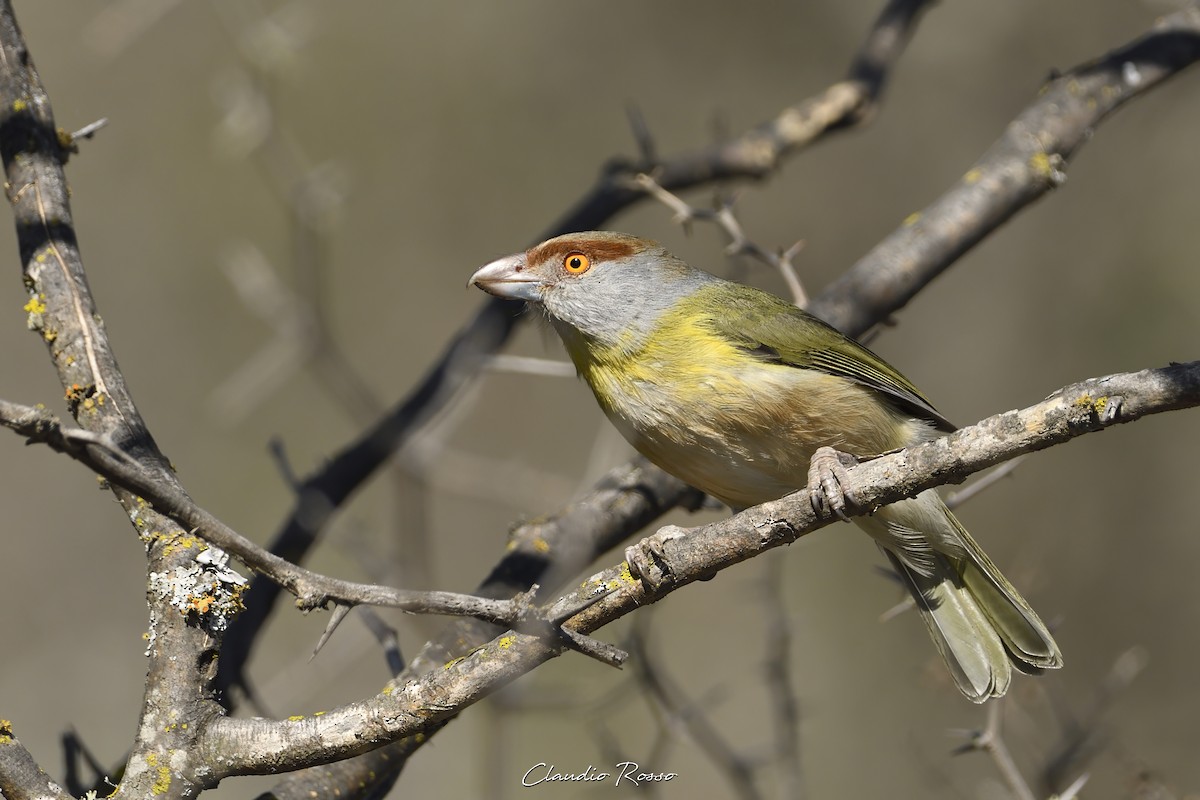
70,118,109,141
311,604,353,660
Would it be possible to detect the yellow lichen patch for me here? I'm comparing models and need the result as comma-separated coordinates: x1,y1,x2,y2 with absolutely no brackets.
1029,151,1067,186
532,538,550,554
444,655,466,670
23,295,46,314
143,753,172,796
497,635,517,650
313,711,326,716
0,718,12,743
381,684,394,696
618,561,637,585
11,98,27,112
1029,152,1054,178
1071,393,1110,416
287,715,305,721
963,168,983,184
903,212,920,226
161,533,205,558
152,766,171,795
81,393,107,413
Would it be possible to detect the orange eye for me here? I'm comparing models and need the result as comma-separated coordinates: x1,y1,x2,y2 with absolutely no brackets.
563,252,590,274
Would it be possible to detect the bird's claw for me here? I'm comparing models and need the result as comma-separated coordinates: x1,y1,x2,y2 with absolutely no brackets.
624,524,691,592
807,446,860,521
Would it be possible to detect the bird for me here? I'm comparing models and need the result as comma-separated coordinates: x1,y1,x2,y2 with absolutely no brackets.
469,230,1062,702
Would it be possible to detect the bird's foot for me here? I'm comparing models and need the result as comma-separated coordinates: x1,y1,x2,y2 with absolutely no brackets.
807,446,861,521
624,524,691,592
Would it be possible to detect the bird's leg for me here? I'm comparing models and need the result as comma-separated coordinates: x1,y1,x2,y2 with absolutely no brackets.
807,445,862,521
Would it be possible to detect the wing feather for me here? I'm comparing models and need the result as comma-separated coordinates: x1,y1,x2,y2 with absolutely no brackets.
703,283,955,431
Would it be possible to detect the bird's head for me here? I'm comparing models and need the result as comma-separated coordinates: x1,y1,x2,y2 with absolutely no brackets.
469,231,717,349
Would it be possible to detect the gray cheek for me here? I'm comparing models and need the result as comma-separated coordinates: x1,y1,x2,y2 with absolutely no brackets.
544,281,629,345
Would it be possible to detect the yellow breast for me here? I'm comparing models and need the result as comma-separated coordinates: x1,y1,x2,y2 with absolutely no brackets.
562,312,919,510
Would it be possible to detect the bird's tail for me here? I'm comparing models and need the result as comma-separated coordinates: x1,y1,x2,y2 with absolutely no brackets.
864,490,1062,702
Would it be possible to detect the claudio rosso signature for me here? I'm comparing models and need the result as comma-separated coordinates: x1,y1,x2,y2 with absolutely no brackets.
522,762,677,787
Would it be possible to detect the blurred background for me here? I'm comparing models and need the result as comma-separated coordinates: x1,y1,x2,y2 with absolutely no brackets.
1,1,1197,798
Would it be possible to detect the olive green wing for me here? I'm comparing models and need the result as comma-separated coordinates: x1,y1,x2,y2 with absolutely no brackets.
705,283,956,432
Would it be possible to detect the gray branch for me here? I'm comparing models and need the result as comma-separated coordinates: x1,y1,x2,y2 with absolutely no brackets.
197,362,1198,776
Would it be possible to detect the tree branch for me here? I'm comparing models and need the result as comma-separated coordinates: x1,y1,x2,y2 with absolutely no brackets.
0,4,229,797
0,720,73,800
0,397,619,635
202,362,1198,777
809,5,1200,335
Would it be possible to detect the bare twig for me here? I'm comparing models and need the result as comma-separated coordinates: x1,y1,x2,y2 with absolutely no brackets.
483,353,577,378
763,556,805,799
629,616,763,800
1055,772,1090,800
944,455,1029,510
1042,646,1149,794
633,173,808,305
954,700,1037,800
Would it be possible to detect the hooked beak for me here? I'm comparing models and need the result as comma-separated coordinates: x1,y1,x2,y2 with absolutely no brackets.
469,253,543,302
